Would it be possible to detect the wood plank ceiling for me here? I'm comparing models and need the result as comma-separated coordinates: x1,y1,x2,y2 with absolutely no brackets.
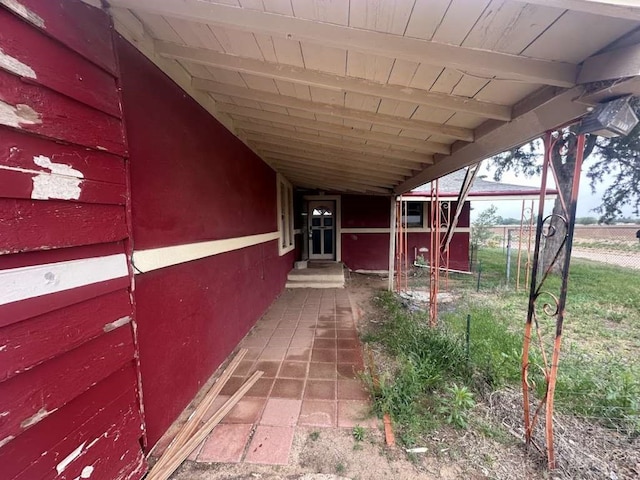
103,0,640,194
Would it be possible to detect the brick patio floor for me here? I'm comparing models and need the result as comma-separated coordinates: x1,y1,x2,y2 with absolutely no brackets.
154,288,377,467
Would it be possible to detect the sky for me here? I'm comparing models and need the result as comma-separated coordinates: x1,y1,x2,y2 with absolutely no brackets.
469,157,633,221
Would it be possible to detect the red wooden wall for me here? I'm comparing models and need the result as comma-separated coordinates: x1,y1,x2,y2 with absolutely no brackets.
0,1,145,479
116,37,294,447
340,195,471,271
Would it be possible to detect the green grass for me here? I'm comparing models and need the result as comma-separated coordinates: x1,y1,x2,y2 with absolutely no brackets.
364,247,640,441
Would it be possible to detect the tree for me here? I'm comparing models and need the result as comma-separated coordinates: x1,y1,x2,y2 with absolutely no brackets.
471,205,500,249
491,98,640,272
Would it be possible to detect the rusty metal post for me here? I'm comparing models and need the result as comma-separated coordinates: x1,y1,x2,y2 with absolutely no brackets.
522,131,586,470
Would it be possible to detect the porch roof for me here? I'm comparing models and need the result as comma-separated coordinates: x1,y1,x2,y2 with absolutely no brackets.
102,0,640,195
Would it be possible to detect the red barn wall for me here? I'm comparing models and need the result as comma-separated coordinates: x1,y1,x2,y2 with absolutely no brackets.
116,37,294,447
0,2,145,479
340,195,470,271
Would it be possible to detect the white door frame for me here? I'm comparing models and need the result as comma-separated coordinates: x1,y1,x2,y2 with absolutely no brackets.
304,195,341,262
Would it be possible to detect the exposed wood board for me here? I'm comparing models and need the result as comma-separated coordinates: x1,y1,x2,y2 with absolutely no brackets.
387,59,419,87
136,12,182,43
241,130,434,164
408,63,442,90
280,170,385,193
446,113,486,129
259,103,289,114
309,85,345,106
377,98,418,119
342,118,374,130
253,33,278,62
348,0,415,35
274,81,312,100
578,43,640,83
231,114,451,153
286,107,316,119
193,78,475,139
155,41,512,119
111,0,579,86
263,0,295,15
395,85,594,193
252,140,423,171
522,10,638,62
206,65,247,86
271,37,305,67
230,97,262,109
284,175,371,193
258,148,414,176
410,105,455,124
292,0,350,25
179,60,215,79
452,75,490,98
240,72,279,93
431,0,492,45
264,155,404,182
258,146,415,176
268,163,399,189
300,42,347,76
208,25,264,59
313,113,345,126
109,8,235,136
344,91,381,113
270,166,393,191
474,80,540,105
462,1,563,55
397,130,428,141
525,0,640,21
404,0,451,40
347,51,395,83
430,68,464,95
166,17,223,49
371,124,402,135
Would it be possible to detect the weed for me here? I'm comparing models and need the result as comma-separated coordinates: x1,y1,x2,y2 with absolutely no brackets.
352,425,366,442
309,431,320,441
438,384,475,428
335,462,346,474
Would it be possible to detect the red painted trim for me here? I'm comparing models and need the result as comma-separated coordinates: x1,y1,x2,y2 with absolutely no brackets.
0,8,120,117
0,289,132,381
0,363,139,479
0,0,117,75
1,127,126,185
0,199,127,254
0,326,134,442
0,69,126,155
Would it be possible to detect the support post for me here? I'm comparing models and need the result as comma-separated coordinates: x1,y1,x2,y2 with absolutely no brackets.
388,195,397,291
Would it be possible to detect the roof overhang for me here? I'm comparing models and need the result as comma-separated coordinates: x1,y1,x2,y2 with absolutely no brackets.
96,0,640,195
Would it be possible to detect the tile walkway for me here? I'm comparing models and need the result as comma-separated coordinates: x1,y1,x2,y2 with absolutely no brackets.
154,288,377,467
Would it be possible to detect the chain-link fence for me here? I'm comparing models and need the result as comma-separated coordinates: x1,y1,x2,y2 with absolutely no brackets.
489,224,640,271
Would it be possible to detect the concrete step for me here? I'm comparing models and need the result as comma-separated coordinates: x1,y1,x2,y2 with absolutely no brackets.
287,272,345,282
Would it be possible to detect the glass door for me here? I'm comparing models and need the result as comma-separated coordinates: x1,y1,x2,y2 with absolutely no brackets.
308,200,335,260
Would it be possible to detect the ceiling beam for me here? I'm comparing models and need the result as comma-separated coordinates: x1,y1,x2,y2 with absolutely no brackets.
243,134,433,169
156,41,512,121
194,79,475,140
230,113,451,154
395,86,592,193
267,159,399,186
218,103,472,142
238,126,438,164
278,166,392,193
253,143,416,176
578,43,640,83
524,0,640,21
109,0,578,87
260,152,406,182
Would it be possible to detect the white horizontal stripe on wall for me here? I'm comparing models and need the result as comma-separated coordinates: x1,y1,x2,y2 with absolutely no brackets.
133,231,280,273
0,254,129,306
341,227,471,234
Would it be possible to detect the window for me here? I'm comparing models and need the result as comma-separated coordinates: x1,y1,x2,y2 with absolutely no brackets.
277,174,295,255
402,201,424,228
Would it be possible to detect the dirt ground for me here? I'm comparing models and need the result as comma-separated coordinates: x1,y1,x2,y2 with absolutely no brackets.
168,272,639,480
571,248,640,270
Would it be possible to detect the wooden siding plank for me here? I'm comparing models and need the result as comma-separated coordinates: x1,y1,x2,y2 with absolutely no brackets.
0,364,139,479
0,0,117,75
348,0,415,35
1,128,126,185
0,199,128,254
0,69,126,156
0,289,132,381
0,326,135,443
0,169,126,205
0,8,120,117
